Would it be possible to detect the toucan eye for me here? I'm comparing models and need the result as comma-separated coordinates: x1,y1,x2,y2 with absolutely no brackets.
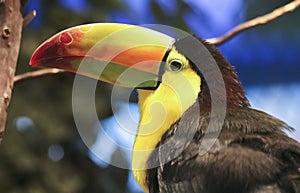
169,60,183,72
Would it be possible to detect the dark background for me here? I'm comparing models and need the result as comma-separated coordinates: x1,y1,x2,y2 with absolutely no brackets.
0,0,299,192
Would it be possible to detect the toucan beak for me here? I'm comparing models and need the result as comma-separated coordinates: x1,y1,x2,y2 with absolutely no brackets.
30,23,175,88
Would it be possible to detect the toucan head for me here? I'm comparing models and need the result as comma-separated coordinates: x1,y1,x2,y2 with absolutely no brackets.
30,23,249,113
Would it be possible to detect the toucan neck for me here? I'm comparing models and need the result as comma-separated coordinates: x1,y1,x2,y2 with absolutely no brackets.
132,76,200,191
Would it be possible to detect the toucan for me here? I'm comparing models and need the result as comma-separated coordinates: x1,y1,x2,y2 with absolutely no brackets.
30,23,300,193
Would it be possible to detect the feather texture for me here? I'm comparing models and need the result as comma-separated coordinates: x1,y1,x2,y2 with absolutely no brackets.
147,104,300,193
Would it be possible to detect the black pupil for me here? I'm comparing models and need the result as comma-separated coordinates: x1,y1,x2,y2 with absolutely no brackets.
170,61,182,71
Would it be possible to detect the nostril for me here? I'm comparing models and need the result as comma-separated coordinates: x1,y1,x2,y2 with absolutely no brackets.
59,32,73,45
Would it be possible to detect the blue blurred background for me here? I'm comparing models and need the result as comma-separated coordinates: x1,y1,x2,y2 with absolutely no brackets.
1,0,299,193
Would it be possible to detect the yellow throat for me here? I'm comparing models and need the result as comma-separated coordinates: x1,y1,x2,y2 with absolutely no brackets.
132,50,201,192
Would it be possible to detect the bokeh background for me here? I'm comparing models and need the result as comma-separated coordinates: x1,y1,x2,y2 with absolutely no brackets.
1,0,299,192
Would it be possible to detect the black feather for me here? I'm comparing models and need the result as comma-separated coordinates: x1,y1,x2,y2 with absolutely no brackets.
147,104,300,193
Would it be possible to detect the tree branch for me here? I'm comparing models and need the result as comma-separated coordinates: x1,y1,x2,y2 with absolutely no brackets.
14,68,65,83
206,0,300,45
13,0,300,83
23,10,36,28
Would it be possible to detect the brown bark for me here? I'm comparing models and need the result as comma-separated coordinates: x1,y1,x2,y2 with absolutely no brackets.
0,0,23,143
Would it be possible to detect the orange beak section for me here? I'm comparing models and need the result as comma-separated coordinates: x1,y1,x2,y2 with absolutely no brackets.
30,23,175,88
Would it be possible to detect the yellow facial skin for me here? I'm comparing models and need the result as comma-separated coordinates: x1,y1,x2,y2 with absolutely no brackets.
132,48,201,192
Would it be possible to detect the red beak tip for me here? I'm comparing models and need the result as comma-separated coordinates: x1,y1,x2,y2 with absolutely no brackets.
29,38,62,67
29,59,36,67
29,50,41,67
